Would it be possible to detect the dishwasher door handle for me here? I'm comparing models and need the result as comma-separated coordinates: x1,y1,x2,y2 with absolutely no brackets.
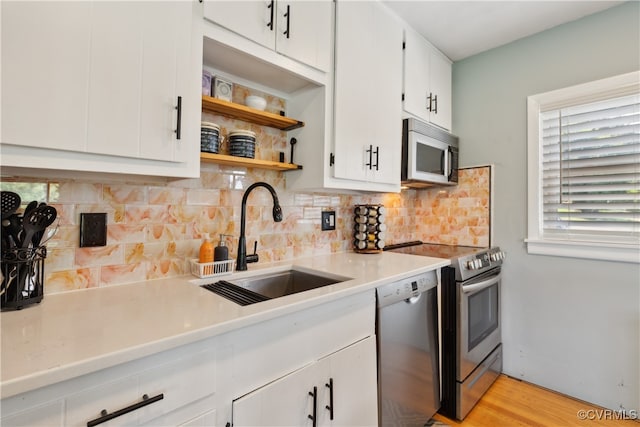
405,293,423,304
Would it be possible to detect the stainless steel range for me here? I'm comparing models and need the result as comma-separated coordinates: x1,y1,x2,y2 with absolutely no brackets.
385,241,506,420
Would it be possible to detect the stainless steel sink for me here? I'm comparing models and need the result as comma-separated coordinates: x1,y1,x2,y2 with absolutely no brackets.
201,268,351,305
232,269,349,299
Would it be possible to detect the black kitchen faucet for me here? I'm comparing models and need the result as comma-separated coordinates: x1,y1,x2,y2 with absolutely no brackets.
236,182,283,271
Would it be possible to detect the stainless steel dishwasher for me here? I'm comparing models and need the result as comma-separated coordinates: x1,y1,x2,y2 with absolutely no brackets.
376,271,440,427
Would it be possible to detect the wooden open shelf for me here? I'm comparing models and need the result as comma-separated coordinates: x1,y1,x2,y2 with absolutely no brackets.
201,96,304,131
200,152,302,171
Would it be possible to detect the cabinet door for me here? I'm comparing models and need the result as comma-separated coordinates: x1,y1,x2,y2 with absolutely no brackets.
232,362,322,427
2,1,194,166
203,1,275,50
179,409,217,426
403,26,452,131
1,1,91,151
276,1,333,72
87,1,190,162
428,51,452,131
403,27,431,123
333,1,402,186
322,336,378,427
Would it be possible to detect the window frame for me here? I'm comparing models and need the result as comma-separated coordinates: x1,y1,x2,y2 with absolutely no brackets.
526,71,640,263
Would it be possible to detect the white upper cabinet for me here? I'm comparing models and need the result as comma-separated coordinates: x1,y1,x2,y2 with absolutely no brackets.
1,1,200,178
86,2,192,163
1,1,92,153
403,26,452,131
203,1,332,72
332,0,403,190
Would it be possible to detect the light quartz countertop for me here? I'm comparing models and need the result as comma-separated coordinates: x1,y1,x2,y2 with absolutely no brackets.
0,251,449,399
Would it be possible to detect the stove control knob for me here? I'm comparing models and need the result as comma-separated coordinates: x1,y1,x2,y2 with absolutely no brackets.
475,259,483,269
466,260,476,270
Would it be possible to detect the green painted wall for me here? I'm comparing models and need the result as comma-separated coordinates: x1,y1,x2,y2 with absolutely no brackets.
453,2,639,411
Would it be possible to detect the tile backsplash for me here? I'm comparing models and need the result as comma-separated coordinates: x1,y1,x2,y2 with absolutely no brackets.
1,165,490,294
2,86,490,293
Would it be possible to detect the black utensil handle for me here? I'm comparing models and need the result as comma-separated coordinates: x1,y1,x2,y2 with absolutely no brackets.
325,378,334,420
283,4,290,38
308,386,317,427
175,96,182,140
86,393,164,427
266,0,275,30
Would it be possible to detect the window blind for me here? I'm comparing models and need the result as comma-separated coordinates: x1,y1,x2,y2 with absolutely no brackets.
540,93,640,239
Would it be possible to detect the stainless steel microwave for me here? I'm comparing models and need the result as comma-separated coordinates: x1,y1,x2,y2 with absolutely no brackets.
401,118,459,188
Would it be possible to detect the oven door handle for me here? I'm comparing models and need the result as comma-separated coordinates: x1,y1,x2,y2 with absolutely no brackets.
461,271,501,295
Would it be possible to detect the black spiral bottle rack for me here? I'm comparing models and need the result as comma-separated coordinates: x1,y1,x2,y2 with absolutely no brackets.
353,204,386,254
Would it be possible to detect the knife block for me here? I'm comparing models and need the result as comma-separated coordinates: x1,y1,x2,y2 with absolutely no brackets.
1,246,46,310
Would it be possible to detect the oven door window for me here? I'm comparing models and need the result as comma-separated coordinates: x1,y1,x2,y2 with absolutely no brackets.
467,283,499,351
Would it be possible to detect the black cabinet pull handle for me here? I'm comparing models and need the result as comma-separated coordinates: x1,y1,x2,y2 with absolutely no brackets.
426,92,432,111
373,146,379,171
325,378,334,420
365,145,373,170
433,94,438,114
266,0,275,30
308,386,317,427
87,393,164,427
175,96,182,140
283,4,291,38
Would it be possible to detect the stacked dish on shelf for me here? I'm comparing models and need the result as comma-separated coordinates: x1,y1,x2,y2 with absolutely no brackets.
201,122,221,153
228,130,256,158
353,204,386,253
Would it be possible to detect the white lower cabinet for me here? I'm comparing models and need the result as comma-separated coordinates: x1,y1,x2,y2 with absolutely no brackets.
178,409,217,427
232,336,377,427
1,291,377,427
0,400,65,427
0,340,217,427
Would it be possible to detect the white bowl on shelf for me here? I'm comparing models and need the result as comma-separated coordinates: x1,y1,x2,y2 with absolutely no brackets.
246,95,267,111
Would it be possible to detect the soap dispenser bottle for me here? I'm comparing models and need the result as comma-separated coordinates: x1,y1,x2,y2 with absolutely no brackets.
214,234,229,262
199,234,214,263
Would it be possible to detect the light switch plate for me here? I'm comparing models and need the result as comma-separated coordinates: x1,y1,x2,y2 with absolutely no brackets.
321,211,336,231
79,213,107,247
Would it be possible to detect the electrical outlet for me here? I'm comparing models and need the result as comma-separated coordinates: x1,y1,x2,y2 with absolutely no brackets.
321,211,336,231
79,213,107,247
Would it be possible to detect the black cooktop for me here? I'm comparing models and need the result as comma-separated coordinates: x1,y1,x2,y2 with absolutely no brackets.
384,241,486,260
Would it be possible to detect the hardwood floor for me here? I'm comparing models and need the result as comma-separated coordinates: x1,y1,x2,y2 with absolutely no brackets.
432,375,639,426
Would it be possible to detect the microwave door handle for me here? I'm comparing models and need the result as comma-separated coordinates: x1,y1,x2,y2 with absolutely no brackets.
440,150,445,174
447,147,453,179
461,271,502,295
